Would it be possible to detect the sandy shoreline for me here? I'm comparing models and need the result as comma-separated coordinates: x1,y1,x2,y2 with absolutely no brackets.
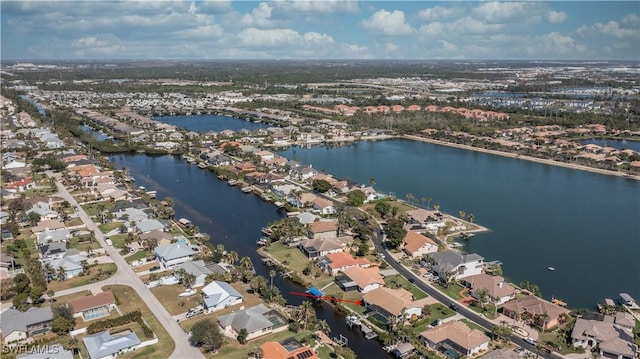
402,135,640,181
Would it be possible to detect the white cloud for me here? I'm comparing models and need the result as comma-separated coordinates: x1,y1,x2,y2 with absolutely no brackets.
302,32,335,45
237,28,298,47
473,1,541,23
188,1,197,16
417,22,444,37
546,10,567,24
439,40,458,52
418,6,461,21
361,9,413,36
385,42,399,52
447,17,504,35
272,0,358,14
241,2,274,28
622,13,640,27
175,24,224,39
527,32,586,57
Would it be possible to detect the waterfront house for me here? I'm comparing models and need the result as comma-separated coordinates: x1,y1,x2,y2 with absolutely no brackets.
311,197,335,215
460,273,516,305
255,150,275,161
308,220,338,239
135,219,165,234
571,316,638,359
341,266,384,293
321,252,371,276
501,295,570,330
173,260,212,288
260,340,318,359
420,320,490,358
0,307,53,342
296,211,320,225
402,231,438,257
154,242,198,269
83,331,141,359
37,228,71,245
201,281,243,313
426,250,484,281
362,287,430,322
292,166,317,180
31,219,66,236
405,209,446,231
68,291,116,321
299,236,352,259
217,304,287,341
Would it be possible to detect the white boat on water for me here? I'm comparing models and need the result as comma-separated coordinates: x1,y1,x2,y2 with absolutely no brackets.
547,266,555,271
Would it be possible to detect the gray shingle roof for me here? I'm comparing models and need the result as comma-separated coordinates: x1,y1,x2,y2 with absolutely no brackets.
154,243,197,261
429,250,484,272
0,307,53,335
217,304,273,334
175,260,211,277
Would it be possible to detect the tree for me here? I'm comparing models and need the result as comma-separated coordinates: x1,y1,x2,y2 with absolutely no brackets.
269,270,276,292
56,266,67,281
0,278,16,301
237,328,248,344
226,250,239,265
385,218,407,249
51,316,75,335
190,318,225,353
346,189,366,207
467,213,475,223
475,288,490,310
369,177,376,187
13,273,31,294
311,179,331,193
459,210,466,220
375,201,391,218
27,212,41,226
238,256,253,271
297,301,316,331
492,324,513,344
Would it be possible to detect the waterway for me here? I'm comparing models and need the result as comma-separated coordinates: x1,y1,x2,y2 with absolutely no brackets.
579,138,640,152
109,154,392,358
153,114,271,133
278,139,640,309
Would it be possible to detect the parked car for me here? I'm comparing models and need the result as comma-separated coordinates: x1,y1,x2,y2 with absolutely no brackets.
149,266,161,272
523,337,536,345
186,305,204,318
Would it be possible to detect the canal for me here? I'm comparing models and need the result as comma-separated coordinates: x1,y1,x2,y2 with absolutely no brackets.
110,153,392,358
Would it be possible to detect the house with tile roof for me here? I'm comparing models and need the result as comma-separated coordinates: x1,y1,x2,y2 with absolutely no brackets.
0,307,53,342
299,236,352,259
68,291,116,321
341,266,384,293
201,281,243,313
321,252,371,276
31,219,66,236
402,231,438,257
83,331,141,359
571,316,638,359
154,242,198,269
502,295,570,330
307,220,338,239
420,320,490,358
362,287,432,322
460,273,517,305
260,340,318,359
218,304,288,341
311,197,335,215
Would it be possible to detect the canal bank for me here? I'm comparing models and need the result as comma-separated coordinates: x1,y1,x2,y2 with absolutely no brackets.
110,153,394,358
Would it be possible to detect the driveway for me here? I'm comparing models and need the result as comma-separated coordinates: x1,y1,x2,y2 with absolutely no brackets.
48,172,204,359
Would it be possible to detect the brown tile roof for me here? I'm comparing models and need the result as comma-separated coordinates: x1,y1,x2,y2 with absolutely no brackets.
342,266,383,289
362,287,415,316
260,342,318,359
502,295,570,320
462,273,515,299
68,291,115,313
326,252,370,270
420,320,490,351
308,220,338,233
403,231,437,255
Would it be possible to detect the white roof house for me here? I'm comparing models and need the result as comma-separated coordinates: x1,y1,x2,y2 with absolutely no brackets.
201,281,243,313
83,331,141,359
154,243,198,269
173,260,212,288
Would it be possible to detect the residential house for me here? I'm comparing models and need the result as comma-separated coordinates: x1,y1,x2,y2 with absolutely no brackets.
502,295,570,330
31,219,66,236
402,232,438,257
40,242,67,261
362,287,431,322
68,291,116,321
37,228,71,246
391,343,415,358
201,281,243,313
420,320,490,358
321,252,371,276
218,304,287,341
135,219,165,234
341,266,384,293
255,150,275,161
426,250,484,280
571,316,638,359
154,242,198,269
83,331,141,359
47,250,87,280
4,177,35,193
460,273,516,305
406,209,446,231
0,307,53,342
311,197,335,215
296,211,319,225
299,236,352,259
292,166,317,180
308,220,338,239
173,260,212,288
26,200,59,220
260,340,318,359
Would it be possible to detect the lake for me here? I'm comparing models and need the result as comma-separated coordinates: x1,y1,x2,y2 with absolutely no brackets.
153,114,271,133
278,139,640,309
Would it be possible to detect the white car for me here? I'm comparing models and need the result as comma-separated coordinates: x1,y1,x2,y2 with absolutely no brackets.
523,337,536,345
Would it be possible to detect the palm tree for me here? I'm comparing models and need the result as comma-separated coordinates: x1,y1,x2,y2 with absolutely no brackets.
43,262,54,282
226,250,239,265
317,319,330,334
298,301,315,331
434,203,440,212
239,256,253,271
269,270,276,291
369,177,376,187
56,266,67,281
475,288,490,310
459,210,466,220
467,213,475,223
427,197,433,210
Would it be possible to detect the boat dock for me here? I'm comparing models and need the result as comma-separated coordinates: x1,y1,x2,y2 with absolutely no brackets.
345,315,378,339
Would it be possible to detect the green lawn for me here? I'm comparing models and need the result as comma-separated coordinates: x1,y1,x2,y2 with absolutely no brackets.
411,303,456,332
108,234,129,249
468,302,499,320
538,329,586,355
67,236,96,252
263,242,309,272
432,282,465,300
81,201,114,217
460,319,489,333
125,250,149,263
98,222,125,234
384,275,428,300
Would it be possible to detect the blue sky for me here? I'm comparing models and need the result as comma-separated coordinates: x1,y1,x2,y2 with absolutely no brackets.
1,1,638,61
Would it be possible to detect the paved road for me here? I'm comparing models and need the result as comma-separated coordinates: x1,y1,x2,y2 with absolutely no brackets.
49,172,204,359
371,230,565,359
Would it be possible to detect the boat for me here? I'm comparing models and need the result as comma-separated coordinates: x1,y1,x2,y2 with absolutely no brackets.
228,179,237,186
345,315,361,328
197,163,207,169
241,186,253,193
216,175,225,180
261,227,273,236
460,232,475,239
547,266,555,271
257,237,268,246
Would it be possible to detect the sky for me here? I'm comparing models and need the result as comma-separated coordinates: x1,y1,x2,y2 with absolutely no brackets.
1,1,639,61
